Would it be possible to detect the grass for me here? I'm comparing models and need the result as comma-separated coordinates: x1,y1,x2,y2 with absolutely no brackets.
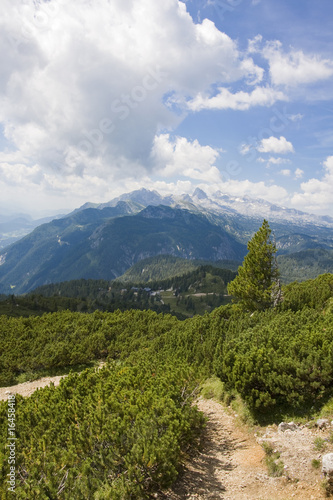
200,376,254,425
230,394,255,425
321,478,333,498
261,441,275,456
314,437,327,451
261,441,284,477
319,396,333,418
265,455,285,477
200,376,225,401
311,458,321,469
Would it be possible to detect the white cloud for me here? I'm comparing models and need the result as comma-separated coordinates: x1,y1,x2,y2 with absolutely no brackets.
257,136,294,154
247,34,263,54
289,113,304,122
0,0,265,201
262,41,333,87
0,161,43,185
0,1,332,218
279,169,291,176
240,143,252,156
294,168,304,179
188,86,286,111
151,134,222,182
291,156,333,214
211,179,289,205
265,157,291,165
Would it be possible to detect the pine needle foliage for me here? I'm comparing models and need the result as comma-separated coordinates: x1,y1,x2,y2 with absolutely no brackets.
228,220,281,312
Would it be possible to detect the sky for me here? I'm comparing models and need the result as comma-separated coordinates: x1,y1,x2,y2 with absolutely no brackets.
1,0,333,218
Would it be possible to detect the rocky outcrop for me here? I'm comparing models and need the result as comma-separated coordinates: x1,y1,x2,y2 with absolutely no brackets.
316,418,330,429
323,453,333,494
278,422,298,432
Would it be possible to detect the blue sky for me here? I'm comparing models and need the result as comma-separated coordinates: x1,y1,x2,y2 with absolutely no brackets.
0,0,333,217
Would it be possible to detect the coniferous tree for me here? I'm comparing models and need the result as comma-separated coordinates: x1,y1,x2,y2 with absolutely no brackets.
228,220,280,311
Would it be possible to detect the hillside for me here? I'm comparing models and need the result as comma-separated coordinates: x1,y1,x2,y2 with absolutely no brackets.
115,255,240,283
74,188,333,235
1,381,327,499
0,265,236,319
0,212,65,250
0,274,333,498
277,248,333,283
0,188,332,295
1,252,332,318
0,206,246,294
114,251,333,285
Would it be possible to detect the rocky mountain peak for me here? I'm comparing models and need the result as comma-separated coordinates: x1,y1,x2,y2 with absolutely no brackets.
193,188,208,200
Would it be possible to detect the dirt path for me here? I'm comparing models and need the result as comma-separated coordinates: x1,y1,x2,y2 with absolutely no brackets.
0,362,106,401
1,378,329,498
0,375,68,400
159,397,326,499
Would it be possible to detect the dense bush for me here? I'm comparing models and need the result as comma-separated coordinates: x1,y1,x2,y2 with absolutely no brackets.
214,307,333,413
0,310,178,386
0,362,204,499
279,273,333,311
0,273,333,497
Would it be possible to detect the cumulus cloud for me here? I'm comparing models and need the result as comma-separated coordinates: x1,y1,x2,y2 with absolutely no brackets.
294,168,304,179
257,136,294,154
0,0,267,203
239,143,252,156
262,41,333,87
210,179,289,206
151,134,222,183
279,169,291,176
187,86,286,111
0,1,332,217
247,34,263,54
259,157,291,166
291,156,333,214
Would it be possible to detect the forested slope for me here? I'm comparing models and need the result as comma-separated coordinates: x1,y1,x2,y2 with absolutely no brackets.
0,273,332,498
0,265,237,319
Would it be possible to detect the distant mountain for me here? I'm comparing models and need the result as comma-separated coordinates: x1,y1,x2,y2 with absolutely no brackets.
275,233,333,255
116,255,240,284
72,188,333,248
75,187,333,232
277,248,333,283
0,212,64,250
0,204,246,294
115,250,333,285
190,189,333,229
0,188,332,294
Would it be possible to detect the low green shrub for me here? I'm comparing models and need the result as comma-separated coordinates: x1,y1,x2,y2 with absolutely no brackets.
200,376,225,400
265,456,284,477
311,459,321,469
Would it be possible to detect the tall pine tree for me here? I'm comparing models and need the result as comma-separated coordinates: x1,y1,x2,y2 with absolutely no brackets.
228,220,281,311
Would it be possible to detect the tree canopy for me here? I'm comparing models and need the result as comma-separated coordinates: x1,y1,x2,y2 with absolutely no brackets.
227,220,281,311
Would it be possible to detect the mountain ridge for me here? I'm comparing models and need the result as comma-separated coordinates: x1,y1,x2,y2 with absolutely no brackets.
0,188,332,295
74,187,333,229
0,204,246,294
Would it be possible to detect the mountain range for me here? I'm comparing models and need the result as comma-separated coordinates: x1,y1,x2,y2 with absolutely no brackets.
0,188,332,294
0,212,64,250
74,187,333,229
